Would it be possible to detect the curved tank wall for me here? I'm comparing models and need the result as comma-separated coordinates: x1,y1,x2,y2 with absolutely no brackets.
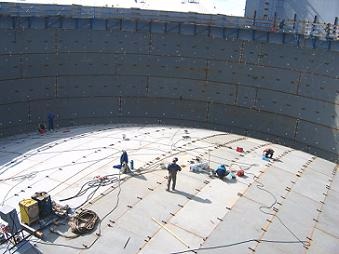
0,4,338,162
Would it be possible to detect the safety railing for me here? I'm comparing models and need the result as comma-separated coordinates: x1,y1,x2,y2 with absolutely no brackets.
0,2,338,41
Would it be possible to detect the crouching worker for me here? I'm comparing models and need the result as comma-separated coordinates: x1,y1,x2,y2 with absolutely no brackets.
263,148,274,159
167,157,181,191
120,150,131,174
215,164,228,179
38,123,46,135
215,164,236,180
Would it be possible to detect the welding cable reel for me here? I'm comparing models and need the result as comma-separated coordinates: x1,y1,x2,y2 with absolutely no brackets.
68,209,99,235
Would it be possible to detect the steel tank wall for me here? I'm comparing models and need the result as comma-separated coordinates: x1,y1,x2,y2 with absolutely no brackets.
0,12,338,162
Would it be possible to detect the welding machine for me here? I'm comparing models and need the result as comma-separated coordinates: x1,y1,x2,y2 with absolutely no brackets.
19,199,39,225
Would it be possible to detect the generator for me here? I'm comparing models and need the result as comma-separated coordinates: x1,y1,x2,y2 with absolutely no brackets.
31,192,52,218
19,199,39,225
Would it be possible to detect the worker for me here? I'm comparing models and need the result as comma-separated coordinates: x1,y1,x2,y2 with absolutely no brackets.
38,123,46,134
167,157,181,191
120,150,130,173
120,150,128,165
279,19,285,31
47,112,55,131
215,164,228,179
263,148,274,159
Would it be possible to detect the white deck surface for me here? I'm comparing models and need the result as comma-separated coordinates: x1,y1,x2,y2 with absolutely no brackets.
0,124,338,253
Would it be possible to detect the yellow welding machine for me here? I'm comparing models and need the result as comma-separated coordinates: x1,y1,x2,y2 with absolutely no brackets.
19,199,39,225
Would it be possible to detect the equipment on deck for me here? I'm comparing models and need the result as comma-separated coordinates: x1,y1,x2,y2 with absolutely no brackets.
0,206,21,235
236,147,244,152
68,209,98,234
236,169,245,177
190,162,209,173
226,172,236,180
19,199,39,225
32,192,53,218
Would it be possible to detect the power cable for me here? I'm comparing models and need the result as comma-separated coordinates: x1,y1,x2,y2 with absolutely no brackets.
29,238,88,251
1,178,26,206
255,180,306,246
59,174,120,210
170,238,308,254
41,172,122,250
240,169,307,249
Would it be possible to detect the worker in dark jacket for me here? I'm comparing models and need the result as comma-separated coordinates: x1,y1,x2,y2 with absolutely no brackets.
47,112,55,131
263,148,274,159
167,157,181,191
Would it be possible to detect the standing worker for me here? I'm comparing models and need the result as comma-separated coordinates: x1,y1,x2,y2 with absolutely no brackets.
167,157,181,191
47,112,55,131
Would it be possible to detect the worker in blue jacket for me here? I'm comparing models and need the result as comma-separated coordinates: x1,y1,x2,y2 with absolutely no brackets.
167,157,181,191
215,164,228,179
120,150,130,173
47,112,55,131
120,150,128,165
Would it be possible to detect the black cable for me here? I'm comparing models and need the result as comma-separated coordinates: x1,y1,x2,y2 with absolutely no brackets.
252,176,306,247
170,239,309,254
98,172,122,227
44,173,122,250
29,239,88,250
59,174,120,209
0,157,115,183
1,178,25,206
74,185,102,210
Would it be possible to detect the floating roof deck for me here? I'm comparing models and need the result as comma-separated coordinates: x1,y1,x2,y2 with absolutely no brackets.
0,125,338,253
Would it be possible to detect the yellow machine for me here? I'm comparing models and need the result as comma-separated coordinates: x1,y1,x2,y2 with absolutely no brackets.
19,199,39,225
